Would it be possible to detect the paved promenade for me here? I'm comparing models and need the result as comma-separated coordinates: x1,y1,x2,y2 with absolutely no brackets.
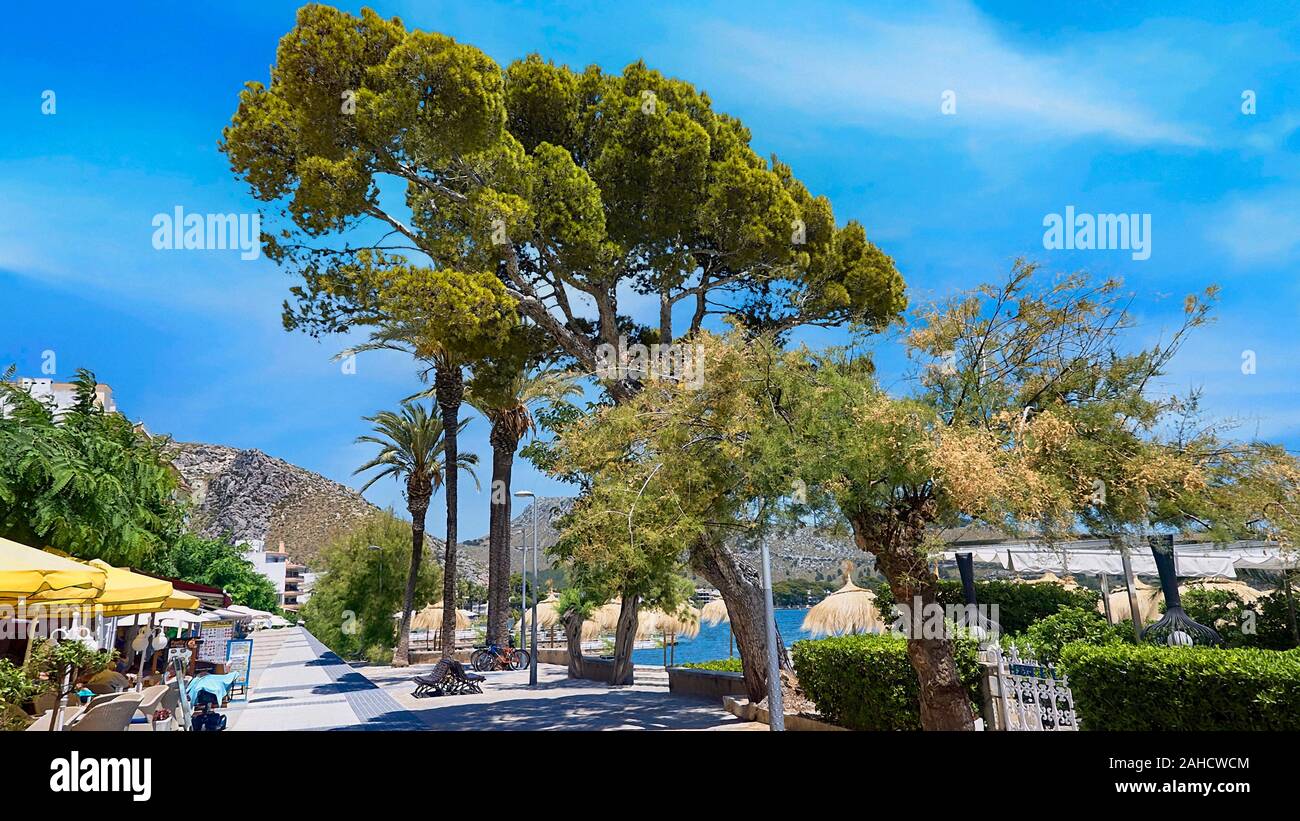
221,626,746,731
225,627,422,731
359,659,746,731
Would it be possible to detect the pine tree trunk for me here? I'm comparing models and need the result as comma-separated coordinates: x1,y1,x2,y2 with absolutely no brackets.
436,365,464,659
847,507,974,731
610,594,639,685
689,534,790,702
485,422,516,647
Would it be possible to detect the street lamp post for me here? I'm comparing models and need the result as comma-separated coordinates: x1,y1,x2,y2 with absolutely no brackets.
515,490,540,686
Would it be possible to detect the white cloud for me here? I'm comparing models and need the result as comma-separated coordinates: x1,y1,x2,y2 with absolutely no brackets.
687,3,1208,147
1207,191,1300,266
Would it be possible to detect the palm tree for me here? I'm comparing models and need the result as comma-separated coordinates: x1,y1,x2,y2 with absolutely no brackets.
467,367,581,646
354,401,477,666
337,326,474,660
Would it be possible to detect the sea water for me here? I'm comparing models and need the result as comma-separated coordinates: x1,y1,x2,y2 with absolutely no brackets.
630,607,813,666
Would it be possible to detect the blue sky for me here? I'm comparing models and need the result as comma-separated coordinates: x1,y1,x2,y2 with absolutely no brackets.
2,0,1298,540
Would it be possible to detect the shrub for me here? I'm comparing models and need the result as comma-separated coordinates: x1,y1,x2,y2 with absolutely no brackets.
680,658,743,672
791,633,981,731
1018,606,1131,664
874,579,1098,636
1059,643,1300,731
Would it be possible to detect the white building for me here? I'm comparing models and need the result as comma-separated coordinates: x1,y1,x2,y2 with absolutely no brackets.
2,378,117,417
241,539,306,612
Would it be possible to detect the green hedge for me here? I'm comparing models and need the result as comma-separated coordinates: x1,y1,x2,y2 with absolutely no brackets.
791,633,981,731
1059,643,1300,731
680,658,743,672
874,579,1098,636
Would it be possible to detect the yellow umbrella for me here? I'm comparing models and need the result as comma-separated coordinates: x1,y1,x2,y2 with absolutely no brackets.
802,562,883,637
701,597,729,626
0,537,106,604
580,619,603,641
80,559,173,615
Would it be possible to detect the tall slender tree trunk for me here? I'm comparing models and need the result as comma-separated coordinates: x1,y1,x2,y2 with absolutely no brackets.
610,593,640,685
436,365,464,658
689,534,790,702
485,421,516,647
847,505,974,731
392,480,431,667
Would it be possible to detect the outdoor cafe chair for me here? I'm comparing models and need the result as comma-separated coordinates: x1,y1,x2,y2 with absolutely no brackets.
67,692,145,732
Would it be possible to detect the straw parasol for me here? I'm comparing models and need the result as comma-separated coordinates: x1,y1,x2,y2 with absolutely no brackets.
580,618,603,642
801,561,883,637
701,597,729,626
593,598,623,631
1103,578,1163,624
523,590,562,631
409,602,472,631
1179,577,1269,605
656,606,701,640
1015,571,1083,591
635,608,665,640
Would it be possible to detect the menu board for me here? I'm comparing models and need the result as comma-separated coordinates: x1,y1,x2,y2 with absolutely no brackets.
225,639,254,698
198,620,235,662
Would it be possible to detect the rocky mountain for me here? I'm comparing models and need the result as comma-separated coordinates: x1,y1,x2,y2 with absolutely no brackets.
168,442,487,582
461,496,573,576
460,495,868,583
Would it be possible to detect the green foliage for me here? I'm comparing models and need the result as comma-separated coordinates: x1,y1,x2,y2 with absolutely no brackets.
792,633,981,731
680,658,743,672
772,578,835,607
1245,590,1300,650
1059,643,1300,731
150,533,280,612
1017,606,1131,664
28,639,117,703
300,511,443,660
0,658,43,706
223,7,905,368
874,579,1098,637
0,368,184,567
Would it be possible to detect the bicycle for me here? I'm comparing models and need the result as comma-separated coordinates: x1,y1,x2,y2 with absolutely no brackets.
470,643,531,672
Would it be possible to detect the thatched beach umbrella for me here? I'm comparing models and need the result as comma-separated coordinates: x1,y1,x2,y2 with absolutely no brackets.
701,597,729,626
1103,579,1162,624
1015,571,1083,591
594,598,623,631
410,602,472,649
1179,577,1268,604
802,562,883,637
523,590,562,631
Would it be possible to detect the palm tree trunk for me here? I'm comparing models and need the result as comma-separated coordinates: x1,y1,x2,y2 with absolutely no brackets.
392,493,428,665
436,365,464,659
486,421,516,647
